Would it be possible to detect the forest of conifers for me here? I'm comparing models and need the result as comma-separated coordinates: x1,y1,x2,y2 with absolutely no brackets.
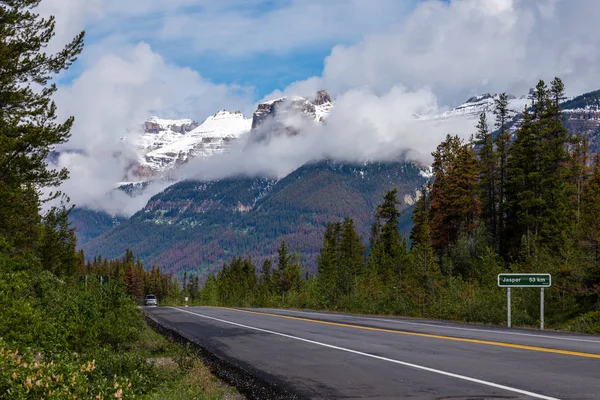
171,78,600,334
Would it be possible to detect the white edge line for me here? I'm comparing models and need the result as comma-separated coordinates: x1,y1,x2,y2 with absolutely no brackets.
272,309,600,344
168,307,559,400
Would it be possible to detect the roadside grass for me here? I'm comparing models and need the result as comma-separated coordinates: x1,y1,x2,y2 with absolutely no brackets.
135,322,243,400
141,357,243,400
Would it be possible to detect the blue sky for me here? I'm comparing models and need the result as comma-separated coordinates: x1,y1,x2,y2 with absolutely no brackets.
53,0,420,100
48,0,600,114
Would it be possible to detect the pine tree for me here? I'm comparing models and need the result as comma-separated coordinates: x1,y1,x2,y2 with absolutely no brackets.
581,155,600,263
410,181,432,248
430,135,480,251
274,241,300,297
260,259,273,288
539,78,575,249
493,93,510,242
504,106,540,254
337,217,366,297
316,221,341,302
474,112,498,239
504,78,576,256
369,189,408,280
0,1,84,189
581,155,600,308
0,1,83,260
258,258,274,304
38,202,77,277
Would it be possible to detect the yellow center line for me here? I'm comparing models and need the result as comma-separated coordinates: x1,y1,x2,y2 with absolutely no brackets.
220,307,600,359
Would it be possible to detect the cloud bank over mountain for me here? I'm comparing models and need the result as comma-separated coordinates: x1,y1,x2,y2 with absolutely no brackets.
41,0,600,215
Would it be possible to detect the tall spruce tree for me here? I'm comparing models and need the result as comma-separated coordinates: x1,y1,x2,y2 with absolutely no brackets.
317,221,342,300
408,180,440,310
474,112,498,239
0,0,84,263
337,217,366,297
539,78,574,249
493,93,510,243
581,155,600,308
0,1,84,189
274,241,301,297
410,181,432,248
504,78,575,256
369,189,408,280
504,107,540,254
430,135,480,251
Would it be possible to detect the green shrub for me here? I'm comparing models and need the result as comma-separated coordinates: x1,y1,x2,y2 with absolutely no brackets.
562,311,600,334
0,339,134,400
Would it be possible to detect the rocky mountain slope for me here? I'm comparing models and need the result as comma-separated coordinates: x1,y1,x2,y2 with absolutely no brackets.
560,89,600,151
132,111,251,179
417,92,530,122
71,91,336,246
81,160,427,277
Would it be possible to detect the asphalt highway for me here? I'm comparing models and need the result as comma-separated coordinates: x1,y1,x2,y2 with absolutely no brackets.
142,306,600,399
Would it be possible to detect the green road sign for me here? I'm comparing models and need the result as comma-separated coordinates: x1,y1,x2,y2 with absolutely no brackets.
498,273,551,288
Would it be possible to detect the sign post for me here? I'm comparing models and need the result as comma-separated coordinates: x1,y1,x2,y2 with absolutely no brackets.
540,287,544,330
498,273,551,330
507,287,511,328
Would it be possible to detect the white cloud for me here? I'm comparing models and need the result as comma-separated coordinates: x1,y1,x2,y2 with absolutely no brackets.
42,0,600,217
237,0,600,183
53,42,254,216
182,85,475,183
188,0,600,183
39,0,417,61
279,0,600,105
158,0,416,56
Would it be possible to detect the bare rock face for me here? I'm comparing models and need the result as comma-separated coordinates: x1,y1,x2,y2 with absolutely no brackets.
143,120,199,134
563,110,600,131
251,99,285,130
314,89,332,105
144,121,162,133
249,90,333,144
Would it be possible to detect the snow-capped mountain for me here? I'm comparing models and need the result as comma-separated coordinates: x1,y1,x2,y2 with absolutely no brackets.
247,90,333,144
129,90,334,179
416,92,530,124
133,110,251,177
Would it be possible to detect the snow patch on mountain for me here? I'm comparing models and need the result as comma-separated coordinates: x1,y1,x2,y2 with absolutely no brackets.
415,92,530,122
136,110,251,174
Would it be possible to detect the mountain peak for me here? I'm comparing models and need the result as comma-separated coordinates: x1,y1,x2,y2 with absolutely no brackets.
314,89,332,105
133,110,251,177
251,90,334,132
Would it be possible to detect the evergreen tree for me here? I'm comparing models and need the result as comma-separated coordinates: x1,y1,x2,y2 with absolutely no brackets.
504,107,540,254
274,241,301,297
317,221,341,302
430,135,480,251
474,112,498,239
539,78,574,249
0,0,84,189
582,155,600,263
369,189,408,280
337,217,366,297
38,202,77,277
258,258,274,305
581,155,600,308
0,0,83,260
410,181,432,248
260,259,273,289
493,93,510,242
407,214,440,315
